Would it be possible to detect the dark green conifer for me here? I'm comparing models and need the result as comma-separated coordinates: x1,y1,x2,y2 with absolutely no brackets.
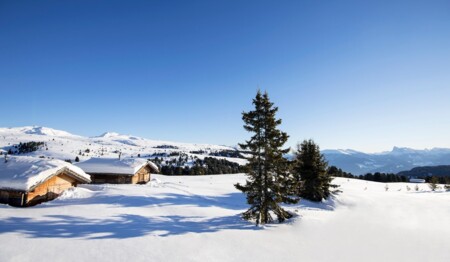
235,90,297,225
429,176,439,191
293,139,333,202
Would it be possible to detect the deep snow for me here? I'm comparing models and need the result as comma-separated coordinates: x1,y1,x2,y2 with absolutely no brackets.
0,175,448,262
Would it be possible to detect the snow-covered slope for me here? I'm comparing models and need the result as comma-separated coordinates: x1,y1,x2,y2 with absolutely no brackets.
0,175,448,262
16,126,77,137
3,126,449,175
323,147,450,175
0,126,246,165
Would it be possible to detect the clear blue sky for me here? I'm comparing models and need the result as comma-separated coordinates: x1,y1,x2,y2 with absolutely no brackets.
1,0,449,152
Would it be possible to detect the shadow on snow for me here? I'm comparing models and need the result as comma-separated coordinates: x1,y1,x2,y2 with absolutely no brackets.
0,186,340,239
42,192,248,211
0,191,263,239
294,196,337,212
0,214,261,239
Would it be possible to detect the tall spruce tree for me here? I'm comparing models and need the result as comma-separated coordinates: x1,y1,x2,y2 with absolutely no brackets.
293,139,332,202
235,90,297,225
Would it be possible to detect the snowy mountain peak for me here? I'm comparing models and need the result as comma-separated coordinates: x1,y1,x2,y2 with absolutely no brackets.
390,146,417,154
95,132,143,141
0,126,76,137
97,132,122,138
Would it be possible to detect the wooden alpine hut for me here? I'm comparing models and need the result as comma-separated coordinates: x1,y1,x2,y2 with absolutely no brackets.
75,157,158,184
0,156,91,207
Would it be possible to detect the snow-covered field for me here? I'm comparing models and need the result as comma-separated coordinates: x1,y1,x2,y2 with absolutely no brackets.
0,175,448,262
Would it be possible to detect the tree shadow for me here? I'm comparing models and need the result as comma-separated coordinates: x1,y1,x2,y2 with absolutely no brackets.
0,214,261,239
291,195,338,212
39,192,248,211
412,190,449,194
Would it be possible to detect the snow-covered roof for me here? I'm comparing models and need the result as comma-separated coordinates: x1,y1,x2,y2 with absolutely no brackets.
0,156,91,191
409,178,426,183
75,158,158,175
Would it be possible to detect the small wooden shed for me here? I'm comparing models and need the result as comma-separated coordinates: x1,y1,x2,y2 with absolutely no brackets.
0,156,91,207
76,158,158,184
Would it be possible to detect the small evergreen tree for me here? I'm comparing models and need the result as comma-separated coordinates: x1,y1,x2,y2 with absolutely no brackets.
75,156,80,162
235,90,297,225
429,176,439,191
292,139,333,202
445,184,450,191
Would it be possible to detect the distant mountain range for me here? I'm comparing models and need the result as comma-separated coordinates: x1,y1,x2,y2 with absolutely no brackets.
2,126,449,176
322,147,450,175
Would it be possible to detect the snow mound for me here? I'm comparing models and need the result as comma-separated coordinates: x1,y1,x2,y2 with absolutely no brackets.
58,187,94,200
147,178,162,188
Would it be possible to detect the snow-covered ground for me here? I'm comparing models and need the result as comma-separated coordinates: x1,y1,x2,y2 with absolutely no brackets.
0,175,448,262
